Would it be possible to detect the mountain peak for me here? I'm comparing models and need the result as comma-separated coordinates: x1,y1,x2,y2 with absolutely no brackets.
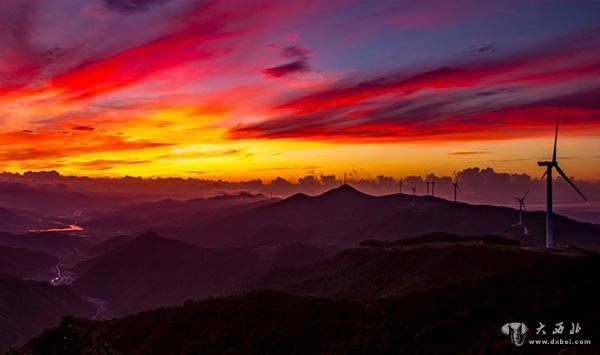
114,231,202,256
318,184,371,199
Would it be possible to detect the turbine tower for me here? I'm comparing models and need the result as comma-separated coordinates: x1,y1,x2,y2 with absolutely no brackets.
398,181,403,194
431,181,435,197
426,182,430,196
515,190,529,226
452,174,461,202
537,111,588,248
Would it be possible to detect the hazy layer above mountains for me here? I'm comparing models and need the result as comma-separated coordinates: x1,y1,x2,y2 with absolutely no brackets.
2,168,599,223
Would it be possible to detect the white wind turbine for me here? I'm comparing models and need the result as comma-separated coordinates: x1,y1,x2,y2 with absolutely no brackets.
452,174,461,203
515,190,529,226
537,111,588,248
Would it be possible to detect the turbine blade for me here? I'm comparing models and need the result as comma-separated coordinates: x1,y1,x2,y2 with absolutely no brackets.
522,202,527,211
456,184,462,192
555,165,588,202
540,169,548,181
522,190,530,200
552,109,560,163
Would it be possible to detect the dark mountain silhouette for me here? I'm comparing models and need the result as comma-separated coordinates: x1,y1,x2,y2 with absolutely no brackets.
159,185,600,251
82,193,277,235
253,242,341,270
0,182,132,218
71,232,261,317
81,215,147,235
0,245,57,280
5,185,600,353
83,234,136,259
249,234,587,299
116,193,269,218
0,207,53,233
0,276,95,352
23,242,600,354
358,232,520,248
68,231,339,317
0,232,88,258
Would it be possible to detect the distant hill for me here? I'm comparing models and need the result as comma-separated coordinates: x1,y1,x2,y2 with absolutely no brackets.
70,232,340,317
252,242,341,270
0,207,53,234
110,192,270,219
0,181,132,218
0,246,57,280
82,234,136,260
160,185,600,251
358,232,520,248
0,276,95,352
0,232,88,258
24,245,600,355
82,193,277,235
71,232,261,317
249,234,587,299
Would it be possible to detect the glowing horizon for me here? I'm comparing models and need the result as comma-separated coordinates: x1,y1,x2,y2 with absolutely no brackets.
1,1,599,180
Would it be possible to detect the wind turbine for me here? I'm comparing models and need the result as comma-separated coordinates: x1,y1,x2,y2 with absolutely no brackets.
515,190,529,226
537,110,588,248
410,184,417,206
398,181,403,194
426,182,430,196
431,181,435,197
452,174,461,202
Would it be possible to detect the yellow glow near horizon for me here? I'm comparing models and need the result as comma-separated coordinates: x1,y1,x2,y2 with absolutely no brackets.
4,133,597,181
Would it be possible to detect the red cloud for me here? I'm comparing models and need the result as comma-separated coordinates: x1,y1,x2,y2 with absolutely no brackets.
50,31,221,100
47,1,291,100
72,126,95,132
231,27,600,143
231,103,600,143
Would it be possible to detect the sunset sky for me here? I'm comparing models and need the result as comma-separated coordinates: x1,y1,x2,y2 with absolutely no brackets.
1,0,600,181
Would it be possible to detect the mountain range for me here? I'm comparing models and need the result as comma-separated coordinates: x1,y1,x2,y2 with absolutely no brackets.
69,232,339,317
21,236,600,354
81,193,276,236
1,185,599,353
157,185,600,251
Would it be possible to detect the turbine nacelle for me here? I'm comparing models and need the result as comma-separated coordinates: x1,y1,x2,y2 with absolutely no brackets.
537,161,556,167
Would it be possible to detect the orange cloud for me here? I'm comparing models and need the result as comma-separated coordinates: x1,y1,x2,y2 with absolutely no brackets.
0,130,170,164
